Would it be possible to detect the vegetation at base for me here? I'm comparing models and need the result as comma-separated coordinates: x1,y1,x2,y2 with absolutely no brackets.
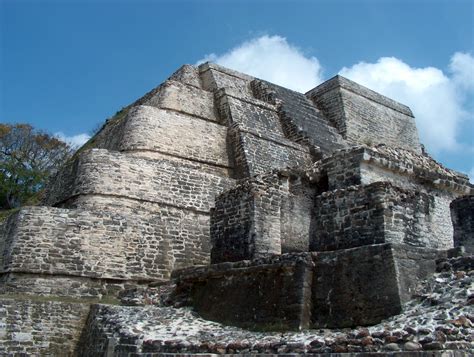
0,123,74,210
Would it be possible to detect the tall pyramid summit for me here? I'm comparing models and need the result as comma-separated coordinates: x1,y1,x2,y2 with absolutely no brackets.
1,63,473,356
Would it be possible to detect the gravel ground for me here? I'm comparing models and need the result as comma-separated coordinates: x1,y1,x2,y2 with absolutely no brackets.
99,256,473,354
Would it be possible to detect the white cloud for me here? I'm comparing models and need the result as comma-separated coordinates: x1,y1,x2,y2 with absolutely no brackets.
197,35,323,92
198,35,473,157
339,53,474,154
469,167,474,184
55,132,90,148
450,52,474,91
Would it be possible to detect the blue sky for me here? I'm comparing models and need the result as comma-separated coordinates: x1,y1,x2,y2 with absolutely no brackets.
1,0,473,178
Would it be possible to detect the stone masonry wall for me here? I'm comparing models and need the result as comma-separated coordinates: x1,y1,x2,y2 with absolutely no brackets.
450,195,474,253
316,146,471,193
252,79,347,157
211,171,317,263
311,243,440,328
1,206,209,284
0,298,90,356
218,88,313,178
171,253,314,331
307,75,421,153
211,173,284,263
45,148,233,213
312,182,454,251
307,146,472,251
280,175,316,253
199,62,254,97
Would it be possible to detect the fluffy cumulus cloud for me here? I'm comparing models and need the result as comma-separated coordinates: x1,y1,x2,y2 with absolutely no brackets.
339,53,474,154
198,35,323,92
55,132,90,148
198,35,473,171
450,52,474,91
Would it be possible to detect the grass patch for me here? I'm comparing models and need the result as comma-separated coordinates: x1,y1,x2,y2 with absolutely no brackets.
0,208,20,224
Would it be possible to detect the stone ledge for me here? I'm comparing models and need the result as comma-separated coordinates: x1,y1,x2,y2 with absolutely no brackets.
169,244,445,330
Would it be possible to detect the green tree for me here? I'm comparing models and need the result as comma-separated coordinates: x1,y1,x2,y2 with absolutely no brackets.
0,123,73,209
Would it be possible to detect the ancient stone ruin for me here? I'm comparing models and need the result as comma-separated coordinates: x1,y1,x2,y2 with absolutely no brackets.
0,63,473,356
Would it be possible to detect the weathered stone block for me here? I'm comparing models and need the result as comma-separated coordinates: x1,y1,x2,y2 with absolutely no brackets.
316,146,471,194
311,243,440,328
211,173,284,263
211,172,317,263
171,254,314,331
171,244,441,331
312,182,454,251
0,298,89,356
307,75,422,153
199,62,254,97
252,79,347,156
167,64,202,88
134,80,218,122
1,205,210,286
451,195,474,253
119,105,230,167
45,148,234,212
228,126,313,177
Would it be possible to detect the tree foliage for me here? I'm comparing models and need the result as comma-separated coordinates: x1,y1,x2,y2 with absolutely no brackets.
0,123,73,209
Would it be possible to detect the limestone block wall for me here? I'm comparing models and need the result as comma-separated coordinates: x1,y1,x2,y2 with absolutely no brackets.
280,175,316,253
171,243,442,330
0,206,209,283
45,148,233,213
210,173,284,263
199,62,254,97
217,88,313,177
307,146,472,250
171,253,314,331
211,171,317,263
311,243,440,328
118,106,229,166
252,79,348,156
307,75,421,153
319,146,471,193
0,299,90,356
451,195,474,253
312,182,454,251
135,80,218,122
0,273,142,299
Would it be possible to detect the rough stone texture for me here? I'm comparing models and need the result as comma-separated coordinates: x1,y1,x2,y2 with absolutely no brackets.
199,62,254,97
0,298,90,356
450,195,474,253
307,75,422,153
0,273,143,299
171,254,314,331
252,79,348,157
217,88,314,178
313,145,471,194
312,244,441,328
78,254,473,355
170,244,443,331
1,62,473,355
312,182,454,251
168,64,202,88
135,80,218,122
0,205,209,285
45,148,233,213
211,171,317,263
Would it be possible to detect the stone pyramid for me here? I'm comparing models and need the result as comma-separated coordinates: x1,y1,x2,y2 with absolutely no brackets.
0,63,472,356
